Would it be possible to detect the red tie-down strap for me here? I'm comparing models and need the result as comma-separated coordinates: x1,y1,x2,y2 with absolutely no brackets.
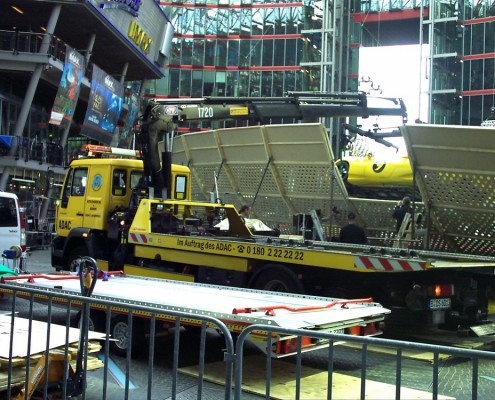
0,271,125,284
232,297,374,316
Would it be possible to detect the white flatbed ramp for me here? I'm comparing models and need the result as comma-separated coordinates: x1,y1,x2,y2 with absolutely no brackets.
1,273,389,332
401,124,495,256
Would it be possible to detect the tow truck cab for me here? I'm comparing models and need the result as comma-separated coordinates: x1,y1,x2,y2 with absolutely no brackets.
51,155,191,270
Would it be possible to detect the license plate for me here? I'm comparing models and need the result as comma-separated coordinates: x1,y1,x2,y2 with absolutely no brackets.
428,298,451,310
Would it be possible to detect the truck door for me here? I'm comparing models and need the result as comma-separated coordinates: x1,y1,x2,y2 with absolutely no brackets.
56,167,88,235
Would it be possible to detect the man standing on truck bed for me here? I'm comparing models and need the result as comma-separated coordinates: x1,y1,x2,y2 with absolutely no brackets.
393,196,412,233
339,212,367,244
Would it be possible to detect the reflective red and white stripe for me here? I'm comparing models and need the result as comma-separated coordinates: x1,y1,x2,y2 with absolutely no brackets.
355,256,427,271
129,233,148,243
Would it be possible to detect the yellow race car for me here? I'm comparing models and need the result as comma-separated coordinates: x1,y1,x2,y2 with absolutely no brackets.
336,154,413,188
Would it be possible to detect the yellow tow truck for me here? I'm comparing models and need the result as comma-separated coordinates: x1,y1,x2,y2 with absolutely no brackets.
51,93,495,336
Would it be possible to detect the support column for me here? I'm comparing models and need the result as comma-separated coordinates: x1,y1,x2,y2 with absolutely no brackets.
131,80,146,150
0,4,61,191
120,62,128,85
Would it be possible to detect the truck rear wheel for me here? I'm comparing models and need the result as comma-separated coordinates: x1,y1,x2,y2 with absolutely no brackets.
251,265,304,294
75,310,105,333
110,315,144,357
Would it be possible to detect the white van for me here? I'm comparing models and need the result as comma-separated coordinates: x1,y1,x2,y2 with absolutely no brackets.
0,192,26,257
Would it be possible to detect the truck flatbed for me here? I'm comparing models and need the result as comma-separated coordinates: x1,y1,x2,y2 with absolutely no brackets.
0,272,389,356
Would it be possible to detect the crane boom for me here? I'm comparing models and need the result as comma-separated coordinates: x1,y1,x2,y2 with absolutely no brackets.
155,91,407,123
142,92,407,196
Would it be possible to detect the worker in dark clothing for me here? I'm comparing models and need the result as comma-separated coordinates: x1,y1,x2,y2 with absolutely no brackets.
392,196,412,233
339,212,367,244
238,204,252,219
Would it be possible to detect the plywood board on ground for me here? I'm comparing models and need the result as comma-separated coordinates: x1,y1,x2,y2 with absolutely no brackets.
342,342,452,363
179,355,455,400
0,315,106,358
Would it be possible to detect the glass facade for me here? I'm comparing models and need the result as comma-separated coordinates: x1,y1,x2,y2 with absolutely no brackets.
353,0,495,126
151,0,348,131
152,0,495,127
462,0,495,125
425,0,462,125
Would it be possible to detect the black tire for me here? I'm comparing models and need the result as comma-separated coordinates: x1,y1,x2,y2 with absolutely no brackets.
339,161,350,182
67,245,88,272
75,310,106,333
251,265,304,294
110,315,144,357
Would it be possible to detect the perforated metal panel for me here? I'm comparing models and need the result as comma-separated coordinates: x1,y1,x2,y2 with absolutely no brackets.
401,124,495,255
173,124,454,242
173,123,352,230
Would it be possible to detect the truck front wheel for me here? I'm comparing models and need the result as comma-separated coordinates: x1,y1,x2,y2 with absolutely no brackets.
67,245,88,272
251,265,304,294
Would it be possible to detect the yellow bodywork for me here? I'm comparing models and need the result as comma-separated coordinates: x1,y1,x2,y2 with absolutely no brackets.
56,157,191,237
128,199,362,273
338,155,413,187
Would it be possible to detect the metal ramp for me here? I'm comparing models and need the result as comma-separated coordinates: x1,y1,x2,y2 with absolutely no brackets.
401,124,495,256
172,123,353,231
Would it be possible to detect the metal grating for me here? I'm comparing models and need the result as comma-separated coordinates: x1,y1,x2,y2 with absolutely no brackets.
171,124,436,238
401,124,495,256
173,123,353,232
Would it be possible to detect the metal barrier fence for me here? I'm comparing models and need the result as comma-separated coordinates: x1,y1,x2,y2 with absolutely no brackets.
235,325,495,400
0,284,235,400
2,282,495,400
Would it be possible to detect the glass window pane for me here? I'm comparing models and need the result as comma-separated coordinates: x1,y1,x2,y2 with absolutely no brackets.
239,39,251,67
215,71,226,96
181,38,193,65
230,9,241,35
169,69,180,97
216,39,227,67
194,9,206,35
261,71,272,96
469,59,483,91
471,23,484,54
264,8,275,35
262,39,274,66
218,9,229,36
240,9,251,35
204,70,215,96
205,39,216,65
170,38,180,65
112,169,127,196
251,39,262,66
274,38,286,66
192,71,203,97
206,10,217,35
250,71,261,96
226,71,239,96
484,58,494,90
285,71,296,93
286,39,298,65
239,71,249,96
228,40,239,66
193,39,205,66
71,168,88,196
273,71,284,96
252,9,263,35
180,70,192,96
